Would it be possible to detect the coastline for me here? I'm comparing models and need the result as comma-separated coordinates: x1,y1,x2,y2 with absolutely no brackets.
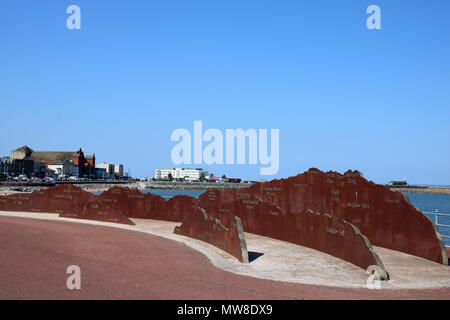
0,182,137,196
0,180,252,196
142,181,254,190
2,182,450,195
388,186,450,195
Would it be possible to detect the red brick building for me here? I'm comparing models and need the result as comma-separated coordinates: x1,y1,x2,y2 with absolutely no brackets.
11,146,96,177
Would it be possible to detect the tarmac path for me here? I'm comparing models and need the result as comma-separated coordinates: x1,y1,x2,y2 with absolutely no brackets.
1,216,450,300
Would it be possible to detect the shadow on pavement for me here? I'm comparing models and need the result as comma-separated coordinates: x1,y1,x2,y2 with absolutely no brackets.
248,251,264,263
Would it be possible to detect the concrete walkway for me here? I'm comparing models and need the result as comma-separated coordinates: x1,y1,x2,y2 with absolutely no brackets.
1,211,450,289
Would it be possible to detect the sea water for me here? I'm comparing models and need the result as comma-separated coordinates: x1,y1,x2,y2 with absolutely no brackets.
404,192,450,245
142,189,205,200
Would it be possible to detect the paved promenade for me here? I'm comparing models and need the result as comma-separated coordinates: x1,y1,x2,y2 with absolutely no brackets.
0,212,450,299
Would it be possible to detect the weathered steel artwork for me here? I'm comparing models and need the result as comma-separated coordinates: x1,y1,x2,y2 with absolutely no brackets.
195,195,384,270
174,207,249,263
0,167,445,268
99,187,168,220
198,168,447,265
59,199,133,225
0,185,134,225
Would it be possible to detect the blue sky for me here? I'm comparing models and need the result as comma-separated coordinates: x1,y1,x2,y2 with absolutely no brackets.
0,0,449,184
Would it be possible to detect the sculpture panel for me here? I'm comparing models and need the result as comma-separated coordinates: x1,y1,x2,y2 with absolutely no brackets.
174,207,249,263
198,168,447,265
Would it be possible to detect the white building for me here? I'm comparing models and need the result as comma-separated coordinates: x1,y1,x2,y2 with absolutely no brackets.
47,161,79,178
96,163,124,177
97,163,114,175
114,164,124,177
154,168,209,181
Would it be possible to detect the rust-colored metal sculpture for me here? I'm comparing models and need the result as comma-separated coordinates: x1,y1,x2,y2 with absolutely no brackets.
99,187,167,220
0,185,196,224
1,168,445,269
0,185,134,225
174,207,249,263
0,184,90,213
198,168,447,265
196,196,384,270
98,187,197,222
59,200,133,225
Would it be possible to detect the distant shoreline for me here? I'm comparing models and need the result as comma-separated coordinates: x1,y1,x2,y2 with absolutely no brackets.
142,181,254,190
144,182,450,194
2,181,450,195
387,186,450,195
0,180,252,195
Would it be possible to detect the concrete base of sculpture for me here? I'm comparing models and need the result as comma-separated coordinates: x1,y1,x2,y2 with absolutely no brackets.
174,207,249,263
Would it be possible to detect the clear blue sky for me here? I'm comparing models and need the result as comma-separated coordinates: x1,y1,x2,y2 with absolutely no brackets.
1,0,449,184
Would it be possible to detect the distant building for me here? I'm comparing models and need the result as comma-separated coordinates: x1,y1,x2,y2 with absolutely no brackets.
86,155,96,167
97,163,114,176
222,178,242,183
46,168,56,179
114,164,124,177
47,161,79,178
34,162,47,177
2,146,126,180
96,163,124,178
389,179,407,186
96,167,107,178
154,168,209,181
0,156,34,177
10,146,95,177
